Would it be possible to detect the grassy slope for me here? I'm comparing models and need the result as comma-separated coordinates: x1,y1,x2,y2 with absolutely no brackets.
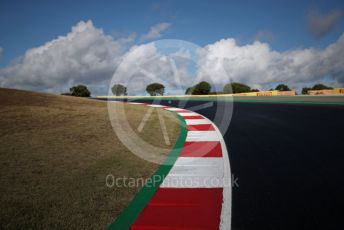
0,88,180,229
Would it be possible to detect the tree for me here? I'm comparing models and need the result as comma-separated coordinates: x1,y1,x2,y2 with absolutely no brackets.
275,84,291,91
302,84,333,94
192,81,211,95
69,85,91,97
251,89,260,92
302,87,311,95
146,83,165,96
185,87,194,95
112,84,127,96
223,82,251,94
311,84,333,90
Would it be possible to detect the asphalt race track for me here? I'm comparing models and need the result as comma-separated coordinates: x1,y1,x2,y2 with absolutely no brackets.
130,99,344,230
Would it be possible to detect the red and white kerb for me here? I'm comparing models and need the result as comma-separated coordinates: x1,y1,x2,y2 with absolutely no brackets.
130,103,231,230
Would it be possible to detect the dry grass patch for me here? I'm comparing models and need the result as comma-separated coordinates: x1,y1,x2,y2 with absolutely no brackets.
0,88,180,229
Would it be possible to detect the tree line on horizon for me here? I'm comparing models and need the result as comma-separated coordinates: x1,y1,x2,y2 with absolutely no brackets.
61,82,335,97
111,82,273,96
301,84,333,95
111,82,330,96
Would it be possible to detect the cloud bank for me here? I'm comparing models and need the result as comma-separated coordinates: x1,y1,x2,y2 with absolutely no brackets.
0,20,132,94
0,20,344,95
111,43,194,95
197,34,344,90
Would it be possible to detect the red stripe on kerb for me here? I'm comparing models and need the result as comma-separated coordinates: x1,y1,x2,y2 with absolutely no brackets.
182,115,204,119
131,188,223,230
187,124,215,131
180,141,222,157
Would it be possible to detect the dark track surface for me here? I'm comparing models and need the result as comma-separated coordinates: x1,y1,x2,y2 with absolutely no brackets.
130,99,344,230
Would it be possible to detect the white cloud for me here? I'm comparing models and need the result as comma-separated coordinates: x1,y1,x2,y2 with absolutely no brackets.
307,8,344,38
140,23,171,42
0,20,133,95
197,33,344,91
111,43,193,95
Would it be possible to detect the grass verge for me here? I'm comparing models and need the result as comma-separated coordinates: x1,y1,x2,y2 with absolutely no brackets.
0,88,180,229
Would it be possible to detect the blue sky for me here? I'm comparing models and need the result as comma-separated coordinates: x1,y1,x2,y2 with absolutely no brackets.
1,0,343,66
0,0,343,94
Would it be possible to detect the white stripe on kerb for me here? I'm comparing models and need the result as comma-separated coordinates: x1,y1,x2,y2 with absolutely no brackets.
176,112,200,117
174,157,223,168
147,104,166,107
165,107,186,111
186,131,220,141
185,119,212,125
161,157,225,188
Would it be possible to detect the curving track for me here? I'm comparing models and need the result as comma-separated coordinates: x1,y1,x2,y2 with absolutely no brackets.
125,99,344,230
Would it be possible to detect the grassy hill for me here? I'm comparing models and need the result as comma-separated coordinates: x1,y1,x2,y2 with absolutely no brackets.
0,88,180,229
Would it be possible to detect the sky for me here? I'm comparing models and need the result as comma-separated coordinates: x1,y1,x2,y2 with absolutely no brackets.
0,0,343,95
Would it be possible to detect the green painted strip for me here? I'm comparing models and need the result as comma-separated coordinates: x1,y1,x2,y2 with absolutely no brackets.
94,95,344,105
116,96,344,105
107,113,187,230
